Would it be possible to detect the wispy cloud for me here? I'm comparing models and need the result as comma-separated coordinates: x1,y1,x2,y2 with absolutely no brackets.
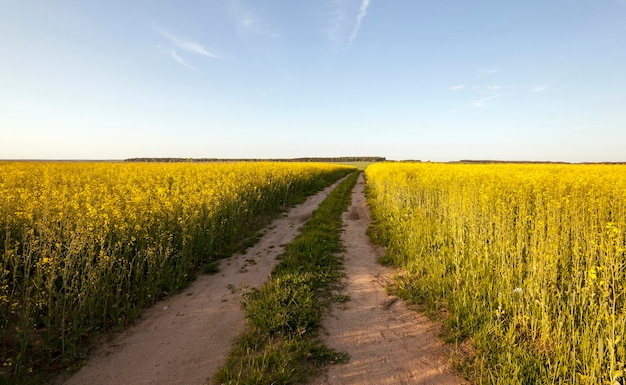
476,68,499,79
171,49,198,71
472,94,501,108
237,18,279,39
230,0,279,39
348,0,372,45
158,29,218,58
532,82,553,93
327,0,373,48
450,68,552,112
256,87,276,96
327,0,349,45
449,79,504,112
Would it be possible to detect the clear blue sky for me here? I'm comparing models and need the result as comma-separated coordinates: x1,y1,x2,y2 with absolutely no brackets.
1,1,625,161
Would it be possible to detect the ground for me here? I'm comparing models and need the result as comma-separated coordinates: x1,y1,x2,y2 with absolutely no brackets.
312,174,464,385
61,175,464,385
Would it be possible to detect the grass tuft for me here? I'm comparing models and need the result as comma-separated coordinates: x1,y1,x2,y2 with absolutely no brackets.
202,261,220,275
213,171,359,384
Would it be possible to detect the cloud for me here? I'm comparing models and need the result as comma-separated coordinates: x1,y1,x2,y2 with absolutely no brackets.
472,95,500,108
237,18,279,39
485,85,502,91
256,87,276,96
327,0,349,45
532,82,553,93
171,50,198,71
348,0,372,45
327,0,373,48
476,68,499,78
230,0,279,38
449,93,502,112
158,29,218,58
449,85,466,91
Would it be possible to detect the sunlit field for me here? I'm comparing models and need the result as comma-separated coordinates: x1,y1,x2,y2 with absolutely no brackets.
366,162,626,384
0,161,352,381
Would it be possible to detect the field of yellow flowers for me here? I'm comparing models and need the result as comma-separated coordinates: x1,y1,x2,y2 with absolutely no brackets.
366,163,626,384
0,161,351,382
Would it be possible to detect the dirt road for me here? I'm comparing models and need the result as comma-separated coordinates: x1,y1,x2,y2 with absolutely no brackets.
62,179,344,385
312,174,465,385
62,174,465,385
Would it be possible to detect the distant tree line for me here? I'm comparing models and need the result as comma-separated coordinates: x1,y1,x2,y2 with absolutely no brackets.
456,160,626,164
456,160,571,164
124,158,625,165
124,156,387,163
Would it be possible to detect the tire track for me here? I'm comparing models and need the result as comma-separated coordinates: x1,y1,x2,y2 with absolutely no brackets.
61,178,346,385
313,174,465,385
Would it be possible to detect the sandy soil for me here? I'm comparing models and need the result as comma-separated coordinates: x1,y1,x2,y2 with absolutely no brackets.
61,179,344,385
312,174,465,385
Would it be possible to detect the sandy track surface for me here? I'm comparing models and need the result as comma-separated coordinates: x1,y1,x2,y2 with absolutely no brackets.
61,179,345,385
312,174,465,385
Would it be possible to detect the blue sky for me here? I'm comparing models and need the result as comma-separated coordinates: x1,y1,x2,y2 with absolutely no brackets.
1,1,625,161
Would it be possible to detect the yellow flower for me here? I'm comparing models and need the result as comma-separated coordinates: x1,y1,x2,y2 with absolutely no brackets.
588,267,597,281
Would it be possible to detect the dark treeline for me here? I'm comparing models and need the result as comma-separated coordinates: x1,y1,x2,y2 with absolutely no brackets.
124,156,386,163
456,160,571,164
455,160,626,165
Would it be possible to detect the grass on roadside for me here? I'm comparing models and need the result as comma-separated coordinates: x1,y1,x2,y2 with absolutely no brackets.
212,171,359,385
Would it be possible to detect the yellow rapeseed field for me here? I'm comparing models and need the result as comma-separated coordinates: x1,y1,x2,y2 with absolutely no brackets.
366,162,626,384
0,161,351,381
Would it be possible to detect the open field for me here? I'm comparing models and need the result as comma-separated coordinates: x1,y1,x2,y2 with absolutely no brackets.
56,170,465,385
6,159,625,384
366,162,626,384
0,161,353,384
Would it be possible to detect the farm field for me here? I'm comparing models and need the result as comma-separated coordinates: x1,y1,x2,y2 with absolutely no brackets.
366,162,626,384
0,161,353,383
5,159,625,385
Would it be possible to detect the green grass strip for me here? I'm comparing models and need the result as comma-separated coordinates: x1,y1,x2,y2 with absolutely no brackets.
213,171,359,385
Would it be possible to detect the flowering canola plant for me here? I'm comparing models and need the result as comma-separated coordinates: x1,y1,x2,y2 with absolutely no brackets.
0,161,351,381
366,162,626,385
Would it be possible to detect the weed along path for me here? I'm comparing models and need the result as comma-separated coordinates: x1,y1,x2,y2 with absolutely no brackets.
313,174,465,385
61,178,346,385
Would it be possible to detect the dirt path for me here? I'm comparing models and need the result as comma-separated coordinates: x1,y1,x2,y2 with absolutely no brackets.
312,174,465,385
61,179,345,385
